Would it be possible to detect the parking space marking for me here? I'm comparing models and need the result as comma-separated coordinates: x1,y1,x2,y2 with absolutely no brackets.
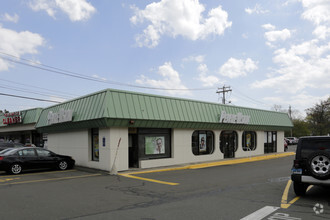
0,177,20,182
240,206,280,220
119,152,295,186
281,180,313,209
0,173,101,186
119,173,179,186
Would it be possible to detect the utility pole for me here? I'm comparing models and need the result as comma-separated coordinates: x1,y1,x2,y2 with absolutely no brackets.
288,105,293,137
216,85,232,104
288,105,292,119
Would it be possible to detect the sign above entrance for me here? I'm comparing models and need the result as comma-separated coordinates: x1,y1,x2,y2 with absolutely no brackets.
3,111,22,125
219,111,250,124
47,109,73,125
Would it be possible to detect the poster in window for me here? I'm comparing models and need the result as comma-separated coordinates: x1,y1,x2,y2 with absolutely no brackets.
93,134,99,160
145,136,165,155
199,134,207,152
246,133,251,149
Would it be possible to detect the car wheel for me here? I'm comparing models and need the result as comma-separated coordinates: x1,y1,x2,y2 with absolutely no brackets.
293,181,308,196
308,151,330,180
58,160,68,170
9,163,22,175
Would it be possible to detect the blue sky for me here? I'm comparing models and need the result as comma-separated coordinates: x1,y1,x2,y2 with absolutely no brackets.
0,0,329,118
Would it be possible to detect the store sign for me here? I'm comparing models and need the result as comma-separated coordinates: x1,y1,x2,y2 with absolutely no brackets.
3,111,22,125
219,111,250,124
47,109,73,125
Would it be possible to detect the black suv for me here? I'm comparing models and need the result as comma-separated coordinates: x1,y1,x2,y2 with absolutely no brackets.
291,136,330,196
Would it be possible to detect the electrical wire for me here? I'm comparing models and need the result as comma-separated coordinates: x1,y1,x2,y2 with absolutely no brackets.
0,93,61,103
0,78,78,98
0,51,215,91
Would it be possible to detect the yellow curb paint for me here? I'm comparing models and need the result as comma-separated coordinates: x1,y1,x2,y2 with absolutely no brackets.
120,152,295,186
0,173,101,186
189,152,295,169
119,174,179,186
281,180,313,209
0,177,20,183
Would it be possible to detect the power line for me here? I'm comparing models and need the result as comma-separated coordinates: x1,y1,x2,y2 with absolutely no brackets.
0,51,215,92
0,78,78,98
0,93,61,103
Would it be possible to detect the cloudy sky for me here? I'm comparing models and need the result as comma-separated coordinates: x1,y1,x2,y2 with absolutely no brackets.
1,0,329,117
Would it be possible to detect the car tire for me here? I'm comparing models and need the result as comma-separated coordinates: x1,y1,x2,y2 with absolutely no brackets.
293,181,308,196
9,163,22,175
307,151,330,180
58,160,68,170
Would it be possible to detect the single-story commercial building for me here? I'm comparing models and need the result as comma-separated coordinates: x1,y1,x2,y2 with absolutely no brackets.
34,89,293,172
0,108,44,146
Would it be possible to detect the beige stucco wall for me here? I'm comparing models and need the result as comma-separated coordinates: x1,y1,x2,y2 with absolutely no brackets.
47,127,129,172
47,127,285,171
140,129,285,169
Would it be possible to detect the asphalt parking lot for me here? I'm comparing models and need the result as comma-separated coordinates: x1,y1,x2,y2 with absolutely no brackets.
0,146,329,220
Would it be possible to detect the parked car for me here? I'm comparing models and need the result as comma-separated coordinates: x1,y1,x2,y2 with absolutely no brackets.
0,147,75,174
0,142,25,151
291,136,330,196
286,137,299,145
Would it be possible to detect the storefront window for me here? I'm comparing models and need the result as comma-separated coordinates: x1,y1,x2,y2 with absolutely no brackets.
138,128,171,160
220,131,238,158
91,128,99,161
242,131,257,151
192,131,214,155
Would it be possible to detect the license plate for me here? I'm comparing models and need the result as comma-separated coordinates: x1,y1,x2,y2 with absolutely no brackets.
291,168,302,174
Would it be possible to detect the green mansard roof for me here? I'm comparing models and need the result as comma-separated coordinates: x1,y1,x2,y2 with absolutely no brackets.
35,89,293,132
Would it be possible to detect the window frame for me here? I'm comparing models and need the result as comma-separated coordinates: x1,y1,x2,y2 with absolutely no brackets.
192,130,215,156
242,131,257,151
91,128,99,161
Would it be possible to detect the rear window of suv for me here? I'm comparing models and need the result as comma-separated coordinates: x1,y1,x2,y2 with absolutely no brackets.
300,139,330,159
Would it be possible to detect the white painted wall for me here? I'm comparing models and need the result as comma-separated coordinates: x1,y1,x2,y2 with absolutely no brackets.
109,127,128,172
47,128,285,171
140,129,286,169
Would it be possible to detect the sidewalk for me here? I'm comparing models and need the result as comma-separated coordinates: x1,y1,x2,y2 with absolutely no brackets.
120,151,295,175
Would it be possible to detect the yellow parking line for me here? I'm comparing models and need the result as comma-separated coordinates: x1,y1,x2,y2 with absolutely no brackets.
120,152,295,186
281,180,313,209
0,173,101,186
119,173,179,186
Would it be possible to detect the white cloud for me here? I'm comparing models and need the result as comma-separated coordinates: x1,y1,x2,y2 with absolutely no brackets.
313,25,330,39
264,28,292,42
130,0,232,48
196,64,220,87
136,62,191,95
245,4,269,15
301,0,330,25
219,58,258,78
252,40,330,93
29,0,96,22
262,23,276,31
92,74,107,81
182,55,205,63
0,25,45,71
1,13,19,23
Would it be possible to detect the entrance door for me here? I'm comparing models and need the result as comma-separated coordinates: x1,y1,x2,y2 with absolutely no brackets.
129,133,139,168
220,131,237,158
264,132,277,153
